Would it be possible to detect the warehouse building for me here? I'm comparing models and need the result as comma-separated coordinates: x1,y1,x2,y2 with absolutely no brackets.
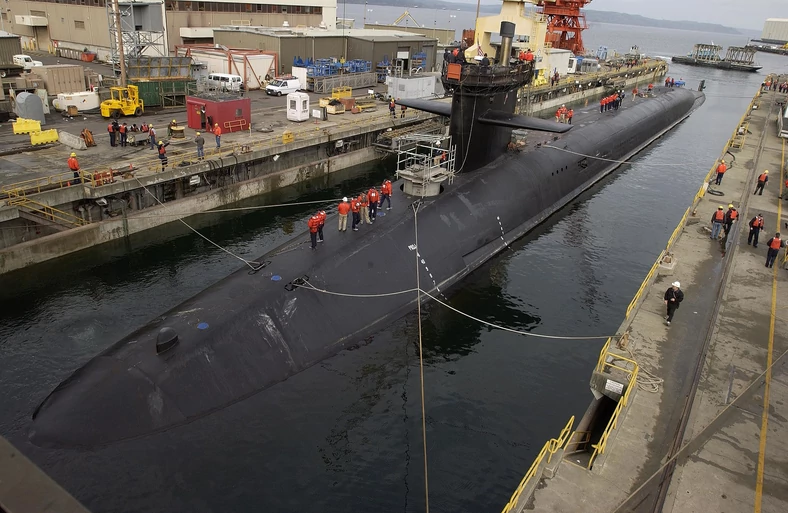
761,18,788,45
3,0,337,59
213,26,439,75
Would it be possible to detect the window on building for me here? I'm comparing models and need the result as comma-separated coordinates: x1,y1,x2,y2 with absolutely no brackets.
236,108,243,117
75,20,86,29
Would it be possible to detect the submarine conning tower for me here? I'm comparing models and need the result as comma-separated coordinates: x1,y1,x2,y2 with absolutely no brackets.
443,21,533,172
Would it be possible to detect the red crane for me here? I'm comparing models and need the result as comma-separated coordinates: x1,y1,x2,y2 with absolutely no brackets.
537,0,591,56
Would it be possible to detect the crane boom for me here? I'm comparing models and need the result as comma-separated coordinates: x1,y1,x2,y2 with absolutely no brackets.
537,0,591,56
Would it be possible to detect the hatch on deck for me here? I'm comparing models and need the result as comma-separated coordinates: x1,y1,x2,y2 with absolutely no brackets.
396,133,456,197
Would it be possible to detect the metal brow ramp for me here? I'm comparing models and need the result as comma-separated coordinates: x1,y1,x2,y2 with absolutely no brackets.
7,197,88,230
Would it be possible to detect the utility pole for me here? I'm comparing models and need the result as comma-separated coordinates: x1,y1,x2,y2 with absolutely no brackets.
112,0,127,86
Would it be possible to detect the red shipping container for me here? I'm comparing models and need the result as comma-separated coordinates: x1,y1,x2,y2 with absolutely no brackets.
186,94,251,133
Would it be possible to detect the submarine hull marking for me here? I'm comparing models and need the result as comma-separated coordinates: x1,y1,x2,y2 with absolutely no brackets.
30,88,704,447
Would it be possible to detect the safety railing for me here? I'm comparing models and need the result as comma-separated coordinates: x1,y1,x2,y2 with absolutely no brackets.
223,119,248,132
1,172,76,199
8,197,87,227
587,343,639,469
666,207,691,251
625,250,665,319
500,416,575,513
564,430,592,453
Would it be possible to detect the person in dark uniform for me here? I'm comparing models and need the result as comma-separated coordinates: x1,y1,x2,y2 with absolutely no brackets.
723,204,738,236
765,232,783,268
663,281,684,326
748,213,764,247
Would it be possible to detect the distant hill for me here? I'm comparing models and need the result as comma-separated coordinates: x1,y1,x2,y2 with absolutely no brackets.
350,1,742,34
583,10,741,35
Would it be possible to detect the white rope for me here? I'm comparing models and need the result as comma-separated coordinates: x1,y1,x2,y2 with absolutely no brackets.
544,145,686,166
619,346,664,393
135,178,262,270
129,198,342,218
294,281,419,298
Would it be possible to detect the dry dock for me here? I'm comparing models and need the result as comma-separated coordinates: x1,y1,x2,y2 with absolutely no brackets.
501,87,788,512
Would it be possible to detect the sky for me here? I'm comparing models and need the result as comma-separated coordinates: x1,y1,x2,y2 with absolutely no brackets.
460,0,786,30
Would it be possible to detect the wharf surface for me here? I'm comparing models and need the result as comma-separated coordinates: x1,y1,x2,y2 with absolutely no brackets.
524,88,788,512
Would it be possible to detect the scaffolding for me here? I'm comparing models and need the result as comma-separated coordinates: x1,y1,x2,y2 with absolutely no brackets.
107,0,167,76
396,133,455,198
688,44,722,61
724,46,757,65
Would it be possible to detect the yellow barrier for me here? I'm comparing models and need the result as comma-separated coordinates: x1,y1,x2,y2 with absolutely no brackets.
331,86,352,99
666,207,691,251
500,416,575,513
30,129,59,146
12,118,41,135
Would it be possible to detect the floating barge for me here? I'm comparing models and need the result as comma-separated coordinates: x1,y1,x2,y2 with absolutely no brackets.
746,40,788,56
672,43,762,72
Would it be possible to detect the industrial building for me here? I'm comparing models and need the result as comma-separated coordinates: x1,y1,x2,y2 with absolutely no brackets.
213,26,439,75
2,0,337,59
761,18,788,44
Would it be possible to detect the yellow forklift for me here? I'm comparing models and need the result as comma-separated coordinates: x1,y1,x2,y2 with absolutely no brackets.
100,85,144,118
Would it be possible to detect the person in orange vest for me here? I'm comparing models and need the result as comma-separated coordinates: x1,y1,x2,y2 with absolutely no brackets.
663,281,683,326
157,141,168,171
389,99,396,118
567,108,574,124
380,179,392,210
600,97,605,114
400,104,407,118
555,107,562,122
108,121,116,147
714,159,727,185
748,213,765,247
119,122,128,147
765,232,783,268
148,124,156,149
518,49,526,62
632,87,638,101
317,210,326,242
710,205,725,240
754,170,768,195
67,152,81,184
723,204,738,236
307,213,321,249
350,196,361,231
337,197,350,232
213,123,222,148
559,104,567,123
358,193,370,225
367,186,380,221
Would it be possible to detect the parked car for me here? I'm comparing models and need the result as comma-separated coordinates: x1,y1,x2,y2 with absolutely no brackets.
266,77,301,96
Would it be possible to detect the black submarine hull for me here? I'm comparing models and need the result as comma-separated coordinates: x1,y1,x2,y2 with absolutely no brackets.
30,87,704,447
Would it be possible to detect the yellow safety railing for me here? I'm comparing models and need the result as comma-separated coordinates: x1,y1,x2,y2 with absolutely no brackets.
8,197,87,227
1,172,76,199
666,207,691,251
500,415,575,513
588,345,639,469
625,250,665,319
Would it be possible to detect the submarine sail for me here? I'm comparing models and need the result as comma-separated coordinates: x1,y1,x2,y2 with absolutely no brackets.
30,24,704,446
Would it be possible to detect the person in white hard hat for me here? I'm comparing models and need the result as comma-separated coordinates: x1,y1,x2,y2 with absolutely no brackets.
337,197,350,232
663,281,684,326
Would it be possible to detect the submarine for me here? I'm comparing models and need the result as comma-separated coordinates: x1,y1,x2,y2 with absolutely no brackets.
30,23,704,447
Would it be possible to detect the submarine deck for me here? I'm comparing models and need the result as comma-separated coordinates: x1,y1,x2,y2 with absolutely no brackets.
523,88,788,511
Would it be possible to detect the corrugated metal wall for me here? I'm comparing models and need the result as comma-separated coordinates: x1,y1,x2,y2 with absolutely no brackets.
762,19,788,43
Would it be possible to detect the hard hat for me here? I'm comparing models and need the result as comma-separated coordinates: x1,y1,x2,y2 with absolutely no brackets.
196,132,200,135
728,204,734,208
718,206,724,209
215,123,219,126
721,159,725,163
672,281,681,288
149,124,153,127
342,197,348,202
158,140,163,145
764,170,769,174
172,119,176,123
70,152,76,157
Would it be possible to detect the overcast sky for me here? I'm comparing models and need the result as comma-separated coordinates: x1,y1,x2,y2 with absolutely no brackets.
587,0,784,29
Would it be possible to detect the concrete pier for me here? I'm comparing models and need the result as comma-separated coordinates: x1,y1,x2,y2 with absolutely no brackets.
508,87,788,512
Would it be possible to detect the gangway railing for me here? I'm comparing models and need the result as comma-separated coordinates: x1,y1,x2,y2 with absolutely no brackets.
8,197,87,228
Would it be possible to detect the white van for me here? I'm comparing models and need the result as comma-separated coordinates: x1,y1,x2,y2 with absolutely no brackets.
266,77,301,96
13,54,43,71
207,73,243,92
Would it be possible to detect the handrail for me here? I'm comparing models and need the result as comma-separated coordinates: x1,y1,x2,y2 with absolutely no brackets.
500,416,575,513
625,250,664,319
12,197,87,227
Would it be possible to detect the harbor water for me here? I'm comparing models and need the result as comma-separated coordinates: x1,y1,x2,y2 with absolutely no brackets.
2,21,788,513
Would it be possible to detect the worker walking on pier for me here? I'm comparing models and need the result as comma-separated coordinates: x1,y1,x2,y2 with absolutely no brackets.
350,196,361,231
714,159,727,185
380,179,393,210
754,170,769,195
317,210,326,242
307,213,321,250
765,233,783,268
194,132,205,160
67,152,80,184
337,197,350,232
108,121,116,147
748,213,765,247
723,204,738,237
367,186,380,221
389,99,396,118
359,193,370,225
710,205,725,240
213,123,222,148
149,125,157,150
663,281,684,326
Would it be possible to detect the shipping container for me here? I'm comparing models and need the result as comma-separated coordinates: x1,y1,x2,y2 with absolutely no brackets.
130,79,196,109
186,94,250,132
35,65,86,95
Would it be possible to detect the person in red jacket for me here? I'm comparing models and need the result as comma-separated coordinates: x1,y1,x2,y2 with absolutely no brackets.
359,193,370,225
307,213,321,249
380,179,392,210
67,152,81,184
317,210,326,242
350,196,361,231
367,187,380,221
337,197,350,232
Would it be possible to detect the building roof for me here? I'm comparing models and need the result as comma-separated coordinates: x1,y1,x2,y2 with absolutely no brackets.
765,18,788,22
215,25,435,41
